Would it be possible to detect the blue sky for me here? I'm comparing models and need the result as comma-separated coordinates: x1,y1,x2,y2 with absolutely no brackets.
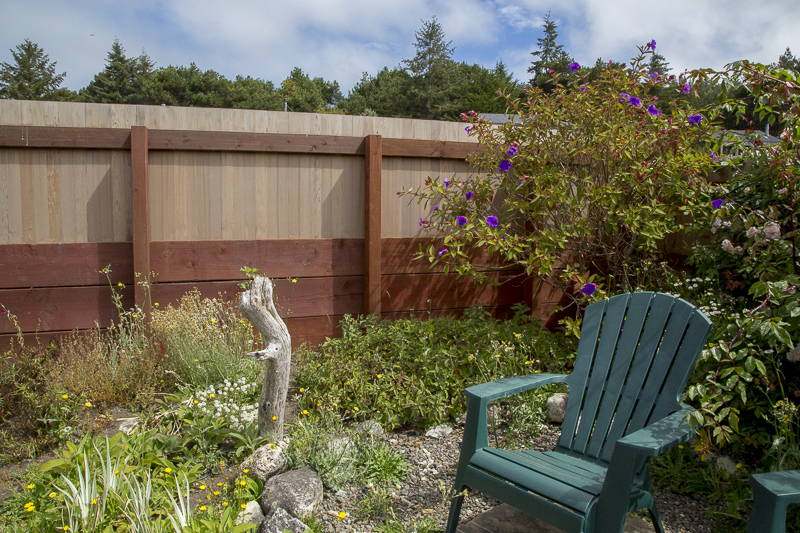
2,0,799,95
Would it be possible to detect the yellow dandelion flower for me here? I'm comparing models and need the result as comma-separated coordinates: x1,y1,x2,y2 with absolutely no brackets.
223,501,229,507
199,485,207,490
241,503,247,509
154,302,159,306
26,505,35,512
164,468,172,474
272,416,277,421
27,484,34,489
239,481,246,487
62,394,68,399
193,400,198,404
63,527,69,531
338,511,346,521
117,282,123,287
377,374,382,379
299,388,305,393
24,502,33,508
213,490,220,496
132,314,137,318
302,410,309,415
200,506,207,511
292,279,297,283
85,402,92,407
49,492,56,498
210,318,216,323
243,469,249,474
209,394,215,398
514,333,521,338
91,498,98,505
354,407,359,411
270,443,276,449
217,482,223,486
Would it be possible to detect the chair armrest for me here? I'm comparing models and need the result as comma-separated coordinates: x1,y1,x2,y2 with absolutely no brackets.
615,405,695,457
465,373,568,404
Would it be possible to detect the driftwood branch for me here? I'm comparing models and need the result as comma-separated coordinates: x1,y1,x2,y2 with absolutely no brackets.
238,276,291,439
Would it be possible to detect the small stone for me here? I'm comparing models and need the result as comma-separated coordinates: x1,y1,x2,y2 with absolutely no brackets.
234,500,265,527
425,424,453,439
117,417,139,435
547,393,569,424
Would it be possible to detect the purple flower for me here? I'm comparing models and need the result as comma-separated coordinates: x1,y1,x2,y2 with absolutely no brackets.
443,178,450,188
711,152,718,163
620,93,630,102
465,191,473,200
570,62,581,72
647,104,661,116
628,96,641,107
581,282,597,296
433,205,439,211
712,199,724,209
465,126,471,133
682,83,691,94
650,39,656,50
486,216,499,227
650,71,659,81
456,216,467,227
438,247,448,256
506,144,518,157
419,217,425,227
688,115,702,124
498,159,512,172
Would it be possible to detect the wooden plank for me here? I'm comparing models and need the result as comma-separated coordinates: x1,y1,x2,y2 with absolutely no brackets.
0,285,134,334
284,315,347,348
150,239,364,282
147,129,366,155
382,138,480,159
381,271,525,312
0,242,133,288
364,134,382,315
131,126,152,319
0,125,131,149
381,238,516,274
149,276,363,319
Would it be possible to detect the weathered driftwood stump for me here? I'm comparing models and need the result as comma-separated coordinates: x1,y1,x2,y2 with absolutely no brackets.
238,276,291,439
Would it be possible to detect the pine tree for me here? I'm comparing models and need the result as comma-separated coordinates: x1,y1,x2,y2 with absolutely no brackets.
81,39,152,104
0,39,69,100
528,11,573,89
402,16,455,78
777,47,800,72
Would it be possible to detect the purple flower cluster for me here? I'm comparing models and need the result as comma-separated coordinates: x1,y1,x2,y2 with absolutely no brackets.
456,216,467,227
712,199,724,209
570,62,581,72
647,104,662,116
499,160,512,172
620,93,642,107
688,115,703,124
465,191,474,200
581,283,597,296
485,216,499,227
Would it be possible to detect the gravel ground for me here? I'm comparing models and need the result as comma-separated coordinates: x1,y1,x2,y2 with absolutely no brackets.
314,424,717,533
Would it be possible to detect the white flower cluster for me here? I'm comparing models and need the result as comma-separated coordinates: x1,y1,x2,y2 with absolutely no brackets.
721,239,743,254
745,223,781,242
710,218,731,234
194,377,259,431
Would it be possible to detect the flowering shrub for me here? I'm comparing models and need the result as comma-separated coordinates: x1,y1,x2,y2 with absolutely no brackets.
402,44,716,319
682,60,799,463
192,378,259,432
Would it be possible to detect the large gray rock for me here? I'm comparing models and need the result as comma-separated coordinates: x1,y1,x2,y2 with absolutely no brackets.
257,505,308,533
357,420,385,438
547,393,569,424
235,500,265,527
260,467,323,519
241,442,288,483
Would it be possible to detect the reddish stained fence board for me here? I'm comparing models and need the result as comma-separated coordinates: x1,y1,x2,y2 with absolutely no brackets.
150,239,364,282
380,271,525,313
381,238,517,275
0,243,134,289
0,285,134,334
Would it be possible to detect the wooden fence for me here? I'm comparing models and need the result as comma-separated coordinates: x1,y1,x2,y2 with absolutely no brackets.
1,101,552,350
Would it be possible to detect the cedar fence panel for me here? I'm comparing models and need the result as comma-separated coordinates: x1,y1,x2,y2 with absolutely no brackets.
1,101,561,350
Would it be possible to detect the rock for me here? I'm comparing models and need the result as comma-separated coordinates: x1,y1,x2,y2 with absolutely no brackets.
425,424,453,439
241,442,288,484
234,500,265,527
547,393,569,424
358,420,385,438
117,417,139,435
260,467,323,519
258,505,308,533
716,455,738,476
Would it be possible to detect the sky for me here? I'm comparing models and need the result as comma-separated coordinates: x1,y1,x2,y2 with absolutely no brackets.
2,0,799,95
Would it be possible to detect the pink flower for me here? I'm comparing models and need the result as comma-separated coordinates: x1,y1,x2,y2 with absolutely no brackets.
763,223,781,240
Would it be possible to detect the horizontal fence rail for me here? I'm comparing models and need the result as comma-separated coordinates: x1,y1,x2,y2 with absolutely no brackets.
0,102,566,350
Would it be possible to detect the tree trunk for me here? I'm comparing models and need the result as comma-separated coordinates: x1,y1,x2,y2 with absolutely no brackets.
238,276,291,439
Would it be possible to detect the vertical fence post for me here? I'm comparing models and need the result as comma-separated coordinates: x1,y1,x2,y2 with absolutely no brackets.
131,126,152,321
364,134,382,315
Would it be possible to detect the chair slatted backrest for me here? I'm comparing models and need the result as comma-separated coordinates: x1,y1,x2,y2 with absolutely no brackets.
557,292,713,464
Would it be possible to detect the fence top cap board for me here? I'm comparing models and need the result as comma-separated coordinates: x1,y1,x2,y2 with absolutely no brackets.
0,100,478,142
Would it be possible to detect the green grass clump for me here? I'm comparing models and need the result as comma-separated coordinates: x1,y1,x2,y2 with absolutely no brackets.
293,304,577,430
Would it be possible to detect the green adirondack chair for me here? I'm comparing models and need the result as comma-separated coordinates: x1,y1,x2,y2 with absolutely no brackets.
747,470,800,533
445,292,713,533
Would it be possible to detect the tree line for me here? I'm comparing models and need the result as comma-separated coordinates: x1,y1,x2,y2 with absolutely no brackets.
2,14,799,125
